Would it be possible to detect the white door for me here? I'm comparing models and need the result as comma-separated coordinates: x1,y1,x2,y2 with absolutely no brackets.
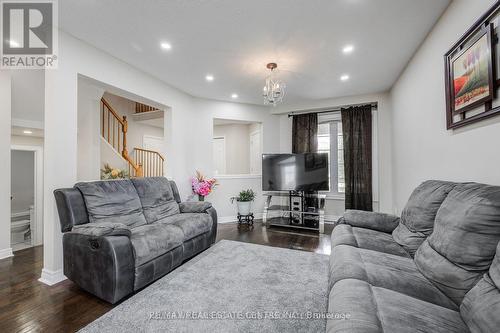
143,135,164,153
213,137,226,175
249,130,262,174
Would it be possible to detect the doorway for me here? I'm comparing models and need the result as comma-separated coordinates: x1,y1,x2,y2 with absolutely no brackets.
10,145,43,252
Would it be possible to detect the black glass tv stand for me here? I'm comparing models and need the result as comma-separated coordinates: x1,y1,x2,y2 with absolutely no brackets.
262,191,326,233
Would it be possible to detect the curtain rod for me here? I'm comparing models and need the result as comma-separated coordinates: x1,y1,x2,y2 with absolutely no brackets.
287,102,378,118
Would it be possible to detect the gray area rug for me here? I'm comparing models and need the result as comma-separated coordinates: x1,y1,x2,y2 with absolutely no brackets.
80,240,329,333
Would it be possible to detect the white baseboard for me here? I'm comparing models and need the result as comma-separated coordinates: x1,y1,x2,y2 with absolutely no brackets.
0,248,13,260
39,268,66,286
219,212,264,223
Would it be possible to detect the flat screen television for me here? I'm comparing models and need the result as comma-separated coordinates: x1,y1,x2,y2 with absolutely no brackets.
262,153,329,192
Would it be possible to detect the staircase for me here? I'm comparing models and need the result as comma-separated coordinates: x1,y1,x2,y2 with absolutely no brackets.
100,98,165,177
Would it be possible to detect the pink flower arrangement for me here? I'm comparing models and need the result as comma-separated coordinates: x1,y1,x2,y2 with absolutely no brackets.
191,170,217,199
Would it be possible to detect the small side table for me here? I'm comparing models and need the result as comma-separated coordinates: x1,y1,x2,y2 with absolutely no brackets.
237,213,254,225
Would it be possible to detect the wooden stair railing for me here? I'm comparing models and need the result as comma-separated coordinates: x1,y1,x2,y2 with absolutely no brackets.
101,98,143,177
135,102,159,114
133,148,165,177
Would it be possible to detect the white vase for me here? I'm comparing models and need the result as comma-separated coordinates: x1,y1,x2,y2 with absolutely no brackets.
237,201,252,216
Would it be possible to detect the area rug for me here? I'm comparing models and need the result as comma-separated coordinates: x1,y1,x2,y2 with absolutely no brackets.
80,240,329,333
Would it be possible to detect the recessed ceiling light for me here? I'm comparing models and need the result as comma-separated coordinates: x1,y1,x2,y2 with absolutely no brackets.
342,45,354,54
205,74,214,82
231,93,238,99
340,74,350,81
23,130,33,135
160,42,172,50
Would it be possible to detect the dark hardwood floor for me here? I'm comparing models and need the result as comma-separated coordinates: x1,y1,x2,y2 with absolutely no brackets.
0,222,333,332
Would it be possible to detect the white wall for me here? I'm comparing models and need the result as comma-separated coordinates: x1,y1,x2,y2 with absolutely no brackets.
11,70,44,128
77,79,104,181
275,92,392,218
42,31,280,281
0,71,12,258
11,135,44,146
11,151,35,214
189,98,280,219
213,123,251,174
390,0,499,213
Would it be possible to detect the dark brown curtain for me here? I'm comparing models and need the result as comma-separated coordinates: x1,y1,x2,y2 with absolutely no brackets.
292,113,318,153
341,105,373,211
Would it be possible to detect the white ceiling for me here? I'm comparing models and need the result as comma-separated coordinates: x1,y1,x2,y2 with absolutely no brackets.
59,0,450,107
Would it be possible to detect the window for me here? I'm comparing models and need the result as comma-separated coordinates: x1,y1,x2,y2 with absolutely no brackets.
318,118,345,195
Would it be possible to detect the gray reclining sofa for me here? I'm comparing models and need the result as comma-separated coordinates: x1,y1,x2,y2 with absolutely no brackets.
54,177,217,303
329,180,500,333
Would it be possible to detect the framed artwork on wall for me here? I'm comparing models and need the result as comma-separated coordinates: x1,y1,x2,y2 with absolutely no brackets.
444,2,500,129
450,25,494,114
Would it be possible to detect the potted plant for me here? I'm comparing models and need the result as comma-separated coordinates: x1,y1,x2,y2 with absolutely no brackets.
191,170,217,201
230,189,255,216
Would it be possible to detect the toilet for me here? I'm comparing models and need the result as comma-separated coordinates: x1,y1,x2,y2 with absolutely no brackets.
11,219,31,244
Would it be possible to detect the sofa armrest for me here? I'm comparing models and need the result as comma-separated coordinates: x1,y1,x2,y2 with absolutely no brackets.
337,210,400,233
63,232,135,303
71,222,132,237
206,206,218,244
179,201,213,213
178,202,217,244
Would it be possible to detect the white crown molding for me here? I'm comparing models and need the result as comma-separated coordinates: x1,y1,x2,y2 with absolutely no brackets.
0,248,14,260
11,118,44,129
39,269,66,286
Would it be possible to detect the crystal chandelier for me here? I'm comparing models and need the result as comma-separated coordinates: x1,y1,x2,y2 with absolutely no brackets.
263,62,285,105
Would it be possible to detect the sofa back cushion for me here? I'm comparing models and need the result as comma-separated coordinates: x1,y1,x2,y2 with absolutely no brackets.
75,179,147,227
131,177,180,223
415,182,500,305
392,180,456,256
460,241,500,333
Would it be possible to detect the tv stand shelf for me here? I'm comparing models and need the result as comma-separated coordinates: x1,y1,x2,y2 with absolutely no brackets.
263,191,326,233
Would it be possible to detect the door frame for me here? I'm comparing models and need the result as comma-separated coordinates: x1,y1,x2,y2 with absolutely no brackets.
11,144,44,247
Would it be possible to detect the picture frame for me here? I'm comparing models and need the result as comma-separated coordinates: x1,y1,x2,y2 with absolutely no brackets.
449,25,494,114
444,1,500,130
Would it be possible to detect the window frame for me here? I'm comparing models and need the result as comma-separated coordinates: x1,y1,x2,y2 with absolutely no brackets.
318,113,345,198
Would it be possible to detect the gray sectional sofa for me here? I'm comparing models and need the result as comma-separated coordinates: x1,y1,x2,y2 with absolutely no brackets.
54,177,217,303
328,180,500,333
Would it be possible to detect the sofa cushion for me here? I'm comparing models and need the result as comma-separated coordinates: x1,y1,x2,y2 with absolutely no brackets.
329,245,457,310
460,241,500,333
158,213,212,241
71,222,131,237
75,180,147,227
179,201,212,213
393,180,456,256
415,183,500,305
460,274,500,333
130,223,184,266
331,224,410,258
131,177,180,223
327,279,468,333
